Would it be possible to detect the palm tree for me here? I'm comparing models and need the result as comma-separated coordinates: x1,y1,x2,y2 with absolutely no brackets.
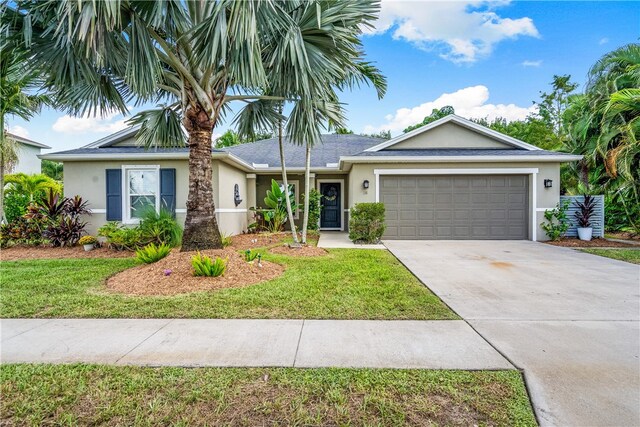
0,10,48,222
11,0,383,250
4,173,62,201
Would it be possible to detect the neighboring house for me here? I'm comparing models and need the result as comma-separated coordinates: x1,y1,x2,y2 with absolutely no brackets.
7,132,51,174
40,114,581,241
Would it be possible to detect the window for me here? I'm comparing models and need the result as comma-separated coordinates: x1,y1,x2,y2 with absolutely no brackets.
124,166,159,222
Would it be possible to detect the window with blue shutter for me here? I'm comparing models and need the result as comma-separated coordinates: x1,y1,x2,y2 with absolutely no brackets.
105,169,122,221
160,168,176,216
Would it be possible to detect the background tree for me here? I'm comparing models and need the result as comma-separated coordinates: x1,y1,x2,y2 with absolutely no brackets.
0,9,48,223
41,159,63,181
12,0,384,250
403,106,455,133
537,74,579,138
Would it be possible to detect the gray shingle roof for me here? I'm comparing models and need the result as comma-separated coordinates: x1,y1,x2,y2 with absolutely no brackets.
351,148,579,157
223,134,384,168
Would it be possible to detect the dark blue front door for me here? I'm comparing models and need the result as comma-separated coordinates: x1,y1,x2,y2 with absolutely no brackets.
320,183,341,229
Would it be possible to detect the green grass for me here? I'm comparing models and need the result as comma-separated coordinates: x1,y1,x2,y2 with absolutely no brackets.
0,249,457,319
580,248,640,265
0,364,536,426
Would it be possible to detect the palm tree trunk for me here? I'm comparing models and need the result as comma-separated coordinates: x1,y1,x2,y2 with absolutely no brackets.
0,116,6,224
181,105,223,251
278,120,299,244
301,142,311,244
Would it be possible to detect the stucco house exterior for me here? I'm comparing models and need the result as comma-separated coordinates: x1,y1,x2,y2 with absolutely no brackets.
7,132,51,174
40,114,581,241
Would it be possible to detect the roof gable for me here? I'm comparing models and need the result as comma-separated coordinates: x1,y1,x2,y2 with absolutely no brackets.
364,115,540,152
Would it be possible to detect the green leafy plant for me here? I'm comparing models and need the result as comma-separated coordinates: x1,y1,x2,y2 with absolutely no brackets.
541,200,571,241
99,223,145,251
138,208,182,247
263,179,297,233
348,203,386,244
78,235,97,245
136,243,172,264
221,233,233,248
303,189,322,231
3,192,30,223
191,252,227,277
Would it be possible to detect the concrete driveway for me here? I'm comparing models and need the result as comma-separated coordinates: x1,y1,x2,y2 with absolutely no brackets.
384,240,640,427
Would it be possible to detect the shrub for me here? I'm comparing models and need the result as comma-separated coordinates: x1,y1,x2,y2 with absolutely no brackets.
348,203,386,243
3,192,30,223
303,189,322,231
4,173,62,202
138,209,183,247
78,235,98,245
136,243,172,264
541,200,571,241
262,179,297,233
192,252,227,277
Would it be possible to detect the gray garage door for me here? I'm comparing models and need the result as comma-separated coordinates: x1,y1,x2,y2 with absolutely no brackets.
380,175,528,240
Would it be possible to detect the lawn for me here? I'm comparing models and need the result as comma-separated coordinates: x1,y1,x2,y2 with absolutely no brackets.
581,248,640,265
0,249,457,319
0,364,536,426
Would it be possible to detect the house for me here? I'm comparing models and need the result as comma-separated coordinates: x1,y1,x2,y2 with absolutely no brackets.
40,114,581,241
7,132,51,174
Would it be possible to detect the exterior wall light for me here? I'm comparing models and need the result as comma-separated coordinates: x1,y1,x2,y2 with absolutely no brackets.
234,183,243,206
363,180,370,189
544,179,553,188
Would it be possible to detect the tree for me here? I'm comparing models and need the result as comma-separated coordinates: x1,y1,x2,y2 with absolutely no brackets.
361,130,391,140
403,106,455,133
214,130,241,149
0,8,48,223
537,74,579,138
335,127,354,134
41,159,63,181
4,173,61,201
12,0,385,250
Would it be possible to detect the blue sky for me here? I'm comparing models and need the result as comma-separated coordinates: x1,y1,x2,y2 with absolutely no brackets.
6,1,639,153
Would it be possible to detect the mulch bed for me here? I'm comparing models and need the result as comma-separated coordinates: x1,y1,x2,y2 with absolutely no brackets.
106,248,284,296
1,245,134,261
231,232,319,250
545,237,637,248
269,244,328,257
606,231,640,241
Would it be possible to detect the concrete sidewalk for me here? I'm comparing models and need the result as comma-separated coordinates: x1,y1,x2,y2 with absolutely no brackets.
317,232,386,249
0,319,513,369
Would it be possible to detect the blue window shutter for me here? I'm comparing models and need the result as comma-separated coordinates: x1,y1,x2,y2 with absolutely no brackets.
160,168,176,216
105,169,122,221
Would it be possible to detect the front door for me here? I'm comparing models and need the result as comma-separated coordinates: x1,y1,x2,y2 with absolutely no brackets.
320,182,341,229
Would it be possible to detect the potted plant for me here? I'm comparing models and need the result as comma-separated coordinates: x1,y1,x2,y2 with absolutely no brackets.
575,195,596,241
78,235,98,251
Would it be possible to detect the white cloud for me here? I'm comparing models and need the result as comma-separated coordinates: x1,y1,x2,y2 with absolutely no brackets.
521,60,542,67
52,109,130,134
363,85,536,135
365,0,539,63
7,125,30,138
599,37,609,45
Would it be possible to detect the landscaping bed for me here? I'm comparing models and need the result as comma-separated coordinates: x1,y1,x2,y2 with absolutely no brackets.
0,364,536,426
107,249,284,296
605,231,640,242
545,237,636,248
269,244,327,257
0,245,134,261
231,231,318,250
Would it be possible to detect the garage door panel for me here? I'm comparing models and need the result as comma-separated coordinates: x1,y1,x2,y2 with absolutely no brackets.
381,174,528,240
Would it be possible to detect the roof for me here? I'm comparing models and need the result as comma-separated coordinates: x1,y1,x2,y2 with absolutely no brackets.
224,134,384,169
364,114,541,152
352,148,578,157
82,125,142,148
6,132,51,149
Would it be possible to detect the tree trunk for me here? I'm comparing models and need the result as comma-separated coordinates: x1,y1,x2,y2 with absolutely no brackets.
0,117,5,224
301,142,311,244
278,114,299,244
181,105,223,251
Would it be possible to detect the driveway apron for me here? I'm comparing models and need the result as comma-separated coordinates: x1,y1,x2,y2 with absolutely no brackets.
384,240,640,427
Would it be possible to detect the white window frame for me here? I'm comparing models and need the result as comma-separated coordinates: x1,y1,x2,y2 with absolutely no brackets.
122,165,161,224
316,179,345,231
276,180,300,220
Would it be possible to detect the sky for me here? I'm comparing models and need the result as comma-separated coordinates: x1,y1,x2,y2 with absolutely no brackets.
6,0,639,153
